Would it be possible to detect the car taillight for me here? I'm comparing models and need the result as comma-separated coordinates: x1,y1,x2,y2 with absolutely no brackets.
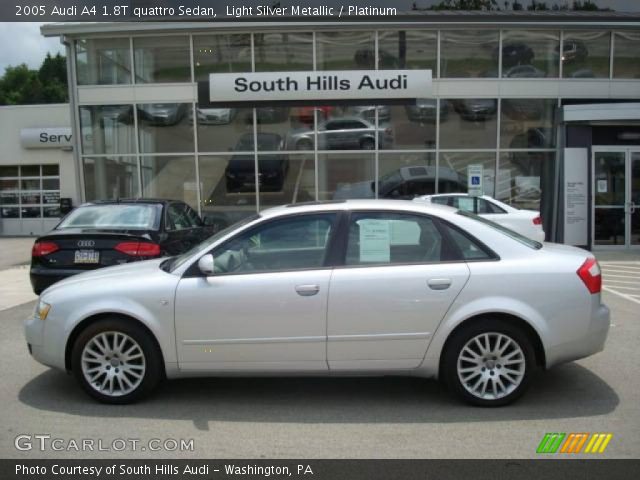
533,216,542,225
114,242,161,257
32,241,59,257
577,258,602,294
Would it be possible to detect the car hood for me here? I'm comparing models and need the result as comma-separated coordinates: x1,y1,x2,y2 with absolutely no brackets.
42,258,168,295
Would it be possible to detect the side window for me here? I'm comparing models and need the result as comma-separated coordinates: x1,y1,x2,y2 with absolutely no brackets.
440,222,492,261
166,204,188,230
183,205,203,226
212,214,336,274
431,196,451,207
455,197,476,213
345,212,444,266
485,200,507,214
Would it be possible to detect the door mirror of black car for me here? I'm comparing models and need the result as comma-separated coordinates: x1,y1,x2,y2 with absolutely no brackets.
198,254,215,276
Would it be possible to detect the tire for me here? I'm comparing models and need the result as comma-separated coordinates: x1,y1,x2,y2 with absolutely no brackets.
360,138,375,150
71,318,163,404
296,139,313,150
442,319,535,407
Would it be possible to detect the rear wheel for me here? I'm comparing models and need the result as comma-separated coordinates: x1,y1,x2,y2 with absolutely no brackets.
442,319,535,406
71,318,162,404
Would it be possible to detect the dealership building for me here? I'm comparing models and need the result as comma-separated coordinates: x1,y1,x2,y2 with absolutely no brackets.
2,12,639,248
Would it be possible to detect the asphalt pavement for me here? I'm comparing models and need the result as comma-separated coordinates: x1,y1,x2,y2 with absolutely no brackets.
0,289,638,459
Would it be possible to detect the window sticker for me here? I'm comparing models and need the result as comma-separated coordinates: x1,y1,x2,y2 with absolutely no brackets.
390,220,421,246
359,219,391,263
458,197,475,212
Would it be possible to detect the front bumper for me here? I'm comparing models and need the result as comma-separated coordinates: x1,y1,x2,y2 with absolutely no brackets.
545,302,610,368
24,310,66,371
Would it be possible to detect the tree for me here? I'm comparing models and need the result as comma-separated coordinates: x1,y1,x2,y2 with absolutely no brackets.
0,53,67,105
429,0,499,10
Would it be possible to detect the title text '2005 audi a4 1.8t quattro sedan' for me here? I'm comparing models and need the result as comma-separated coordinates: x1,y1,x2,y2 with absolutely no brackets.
25,200,610,406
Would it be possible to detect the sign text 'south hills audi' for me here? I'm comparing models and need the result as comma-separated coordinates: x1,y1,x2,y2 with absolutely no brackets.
209,70,432,103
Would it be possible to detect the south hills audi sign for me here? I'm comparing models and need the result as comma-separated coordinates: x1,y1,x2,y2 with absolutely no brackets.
208,70,432,103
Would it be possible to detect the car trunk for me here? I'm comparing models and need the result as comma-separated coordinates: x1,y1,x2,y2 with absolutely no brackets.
32,229,159,270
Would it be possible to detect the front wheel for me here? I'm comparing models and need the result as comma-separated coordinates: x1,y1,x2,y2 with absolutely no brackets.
71,318,163,404
442,319,535,407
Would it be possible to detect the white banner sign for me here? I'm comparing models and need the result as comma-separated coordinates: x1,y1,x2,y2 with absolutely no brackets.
209,70,432,103
20,128,72,149
564,148,589,246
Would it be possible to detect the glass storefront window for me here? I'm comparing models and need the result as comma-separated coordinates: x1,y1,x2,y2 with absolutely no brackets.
133,36,191,83
0,165,60,220
316,31,376,70
254,32,313,72
21,166,40,176
441,30,499,78
193,34,251,81
497,152,555,211
318,153,375,200
439,152,496,196
386,102,437,150
83,156,139,200
76,38,131,85
440,99,498,149
377,30,437,71
0,166,18,177
80,105,135,155
501,30,559,78
199,154,257,228
141,156,197,208
500,99,556,149
258,154,316,207
197,105,254,152
42,165,59,176
562,31,611,78
613,31,640,79
378,153,441,199
137,103,193,153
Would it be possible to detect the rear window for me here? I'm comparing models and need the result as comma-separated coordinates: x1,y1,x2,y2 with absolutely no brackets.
57,204,161,230
457,210,542,249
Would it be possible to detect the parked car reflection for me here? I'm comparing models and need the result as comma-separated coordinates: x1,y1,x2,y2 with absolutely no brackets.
196,107,237,125
225,133,288,192
288,117,393,150
138,103,189,126
452,99,497,122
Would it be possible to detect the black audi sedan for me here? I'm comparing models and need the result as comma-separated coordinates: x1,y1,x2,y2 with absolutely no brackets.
30,199,212,294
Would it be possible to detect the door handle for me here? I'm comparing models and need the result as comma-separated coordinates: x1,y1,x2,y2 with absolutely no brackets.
428,278,452,290
295,284,320,296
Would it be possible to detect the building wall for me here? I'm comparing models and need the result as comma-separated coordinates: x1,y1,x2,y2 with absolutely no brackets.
0,104,78,236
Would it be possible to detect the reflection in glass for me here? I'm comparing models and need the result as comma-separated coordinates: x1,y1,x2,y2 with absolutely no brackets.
76,38,131,85
439,152,496,197
497,152,555,212
259,154,316,207
594,152,625,206
378,153,449,200
21,166,40,176
193,34,251,81
83,156,139,201
441,30,499,78
199,155,257,229
595,209,625,246
141,156,197,209
254,33,313,72
440,99,497,149
378,30,437,71
80,105,135,155
133,36,190,83
387,103,437,150
137,104,193,153
501,30,559,78
319,153,375,200
501,99,556,149
613,31,640,79
562,31,610,78
316,31,375,70
197,106,253,152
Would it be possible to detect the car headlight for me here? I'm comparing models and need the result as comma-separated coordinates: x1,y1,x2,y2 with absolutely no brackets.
35,300,51,321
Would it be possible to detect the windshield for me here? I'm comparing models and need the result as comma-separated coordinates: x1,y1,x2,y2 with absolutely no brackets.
57,204,161,230
457,210,542,250
168,214,260,272
378,171,402,193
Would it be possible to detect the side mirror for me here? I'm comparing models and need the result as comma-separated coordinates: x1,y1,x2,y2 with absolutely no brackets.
198,254,215,276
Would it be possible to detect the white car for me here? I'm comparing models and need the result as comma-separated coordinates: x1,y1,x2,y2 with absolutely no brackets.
25,200,608,406
415,194,545,243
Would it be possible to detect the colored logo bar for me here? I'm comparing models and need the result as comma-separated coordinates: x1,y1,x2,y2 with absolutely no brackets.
537,433,612,454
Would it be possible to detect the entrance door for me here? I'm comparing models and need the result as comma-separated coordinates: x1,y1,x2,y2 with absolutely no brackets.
593,148,640,248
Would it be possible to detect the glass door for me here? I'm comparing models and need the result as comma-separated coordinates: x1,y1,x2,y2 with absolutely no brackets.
593,151,626,246
632,151,640,246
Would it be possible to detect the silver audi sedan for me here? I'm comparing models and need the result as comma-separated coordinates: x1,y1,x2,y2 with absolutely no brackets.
25,200,609,406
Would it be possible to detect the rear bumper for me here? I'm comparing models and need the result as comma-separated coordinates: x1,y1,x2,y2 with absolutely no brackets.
30,267,86,295
545,302,610,368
